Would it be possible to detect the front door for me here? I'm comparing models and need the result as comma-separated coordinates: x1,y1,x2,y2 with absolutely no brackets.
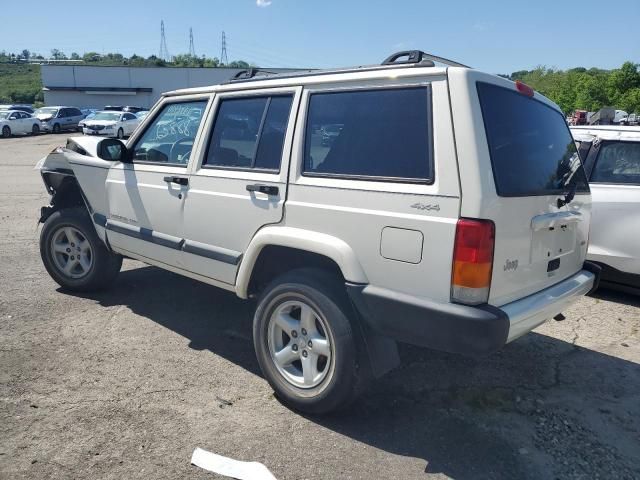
105,96,211,269
181,87,300,285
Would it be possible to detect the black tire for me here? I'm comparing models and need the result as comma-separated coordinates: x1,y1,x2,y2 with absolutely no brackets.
1,126,10,138
40,207,122,292
52,123,61,134
253,269,364,414
31,124,40,135
117,128,124,139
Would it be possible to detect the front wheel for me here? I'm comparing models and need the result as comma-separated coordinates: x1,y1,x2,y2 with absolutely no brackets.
52,123,61,133
31,124,40,135
40,207,122,292
117,128,124,139
1,126,10,138
253,269,363,414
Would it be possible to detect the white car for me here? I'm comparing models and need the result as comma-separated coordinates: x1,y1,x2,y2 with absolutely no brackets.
82,111,140,139
571,125,640,291
36,50,598,414
0,110,41,137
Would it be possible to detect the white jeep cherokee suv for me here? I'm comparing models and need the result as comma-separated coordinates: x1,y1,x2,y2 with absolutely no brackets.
36,51,599,413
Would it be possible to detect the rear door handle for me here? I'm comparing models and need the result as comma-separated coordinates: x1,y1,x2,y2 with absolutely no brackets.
163,176,189,186
246,184,279,196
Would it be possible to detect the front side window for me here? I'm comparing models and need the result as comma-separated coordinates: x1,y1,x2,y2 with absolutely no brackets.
591,141,640,185
204,95,293,171
303,87,432,181
132,100,207,165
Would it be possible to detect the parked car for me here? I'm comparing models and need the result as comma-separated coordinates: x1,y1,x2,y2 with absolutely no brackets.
78,112,98,131
0,104,35,114
614,110,629,124
0,110,41,137
36,50,598,414
571,125,640,292
136,110,150,121
34,106,84,133
82,111,141,139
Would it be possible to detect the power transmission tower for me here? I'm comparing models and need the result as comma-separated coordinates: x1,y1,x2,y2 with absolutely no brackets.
159,20,171,62
189,27,196,57
220,31,228,65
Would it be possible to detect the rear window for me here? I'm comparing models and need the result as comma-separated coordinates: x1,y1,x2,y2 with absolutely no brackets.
477,82,589,196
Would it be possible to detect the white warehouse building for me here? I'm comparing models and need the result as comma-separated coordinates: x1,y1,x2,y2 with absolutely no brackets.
41,65,296,109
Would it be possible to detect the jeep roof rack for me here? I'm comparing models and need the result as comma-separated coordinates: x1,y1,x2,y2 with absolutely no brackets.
222,50,469,85
381,50,469,68
230,68,282,81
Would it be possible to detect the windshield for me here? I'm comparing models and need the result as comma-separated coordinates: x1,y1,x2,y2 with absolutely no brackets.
0,112,9,119
36,108,58,116
91,112,121,121
477,82,589,197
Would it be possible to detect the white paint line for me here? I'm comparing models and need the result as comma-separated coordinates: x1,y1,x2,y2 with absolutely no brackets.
191,447,278,480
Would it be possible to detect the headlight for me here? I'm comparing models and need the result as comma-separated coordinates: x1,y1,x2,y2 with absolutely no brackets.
105,125,114,129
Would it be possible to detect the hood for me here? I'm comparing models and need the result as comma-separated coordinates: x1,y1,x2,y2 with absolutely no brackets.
85,120,118,127
36,114,54,121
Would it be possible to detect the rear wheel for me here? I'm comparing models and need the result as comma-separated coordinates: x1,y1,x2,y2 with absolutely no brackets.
253,269,363,414
52,123,61,133
40,207,122,292
1,126,10,138
31,124,40,135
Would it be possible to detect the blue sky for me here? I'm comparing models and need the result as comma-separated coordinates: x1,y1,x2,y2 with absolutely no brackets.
1,0,638,74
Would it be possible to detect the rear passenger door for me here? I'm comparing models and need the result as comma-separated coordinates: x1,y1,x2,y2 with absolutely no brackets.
181,87,300,284
286,80,461,303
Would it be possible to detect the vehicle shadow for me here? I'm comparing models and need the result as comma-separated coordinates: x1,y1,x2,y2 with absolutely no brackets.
591,286,640,307
65,264,640,479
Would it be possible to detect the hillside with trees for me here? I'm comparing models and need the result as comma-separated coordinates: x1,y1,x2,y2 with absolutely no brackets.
506,61,640,114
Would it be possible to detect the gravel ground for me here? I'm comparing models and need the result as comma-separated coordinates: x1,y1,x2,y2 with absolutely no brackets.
1,134,639,479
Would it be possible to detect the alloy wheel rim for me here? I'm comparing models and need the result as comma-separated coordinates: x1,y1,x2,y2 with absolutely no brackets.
267,299,333,389
50,226,93,279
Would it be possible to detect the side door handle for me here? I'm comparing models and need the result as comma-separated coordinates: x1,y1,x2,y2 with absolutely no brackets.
246,184,279,196
163,176,189,186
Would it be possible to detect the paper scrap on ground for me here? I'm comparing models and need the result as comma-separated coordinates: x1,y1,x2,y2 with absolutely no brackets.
191,447,278,480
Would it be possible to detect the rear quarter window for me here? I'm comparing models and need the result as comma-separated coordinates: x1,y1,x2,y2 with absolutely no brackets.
477,82,589,197
303,87,433,182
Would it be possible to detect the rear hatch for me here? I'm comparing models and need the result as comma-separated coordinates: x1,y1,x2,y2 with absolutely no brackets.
476,81,591,306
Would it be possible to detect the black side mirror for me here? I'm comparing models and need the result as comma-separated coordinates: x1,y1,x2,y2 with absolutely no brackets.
97,138,129,162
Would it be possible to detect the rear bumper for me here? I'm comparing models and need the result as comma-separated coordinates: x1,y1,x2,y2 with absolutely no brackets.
347,263,599,357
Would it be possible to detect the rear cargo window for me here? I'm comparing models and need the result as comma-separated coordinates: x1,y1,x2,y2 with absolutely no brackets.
477,82,589,197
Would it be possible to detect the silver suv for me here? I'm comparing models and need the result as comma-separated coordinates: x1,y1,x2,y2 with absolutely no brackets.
36,51,598,413
34,106,85,133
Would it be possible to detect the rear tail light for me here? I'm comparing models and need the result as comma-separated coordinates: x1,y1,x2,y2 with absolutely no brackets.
451,218,495,305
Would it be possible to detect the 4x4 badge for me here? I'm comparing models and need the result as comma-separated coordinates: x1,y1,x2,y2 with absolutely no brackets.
410,203,440,212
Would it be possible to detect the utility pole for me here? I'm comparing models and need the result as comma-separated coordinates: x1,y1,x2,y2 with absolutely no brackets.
189,27,196,57
220,31,228,65
159,20,171,62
